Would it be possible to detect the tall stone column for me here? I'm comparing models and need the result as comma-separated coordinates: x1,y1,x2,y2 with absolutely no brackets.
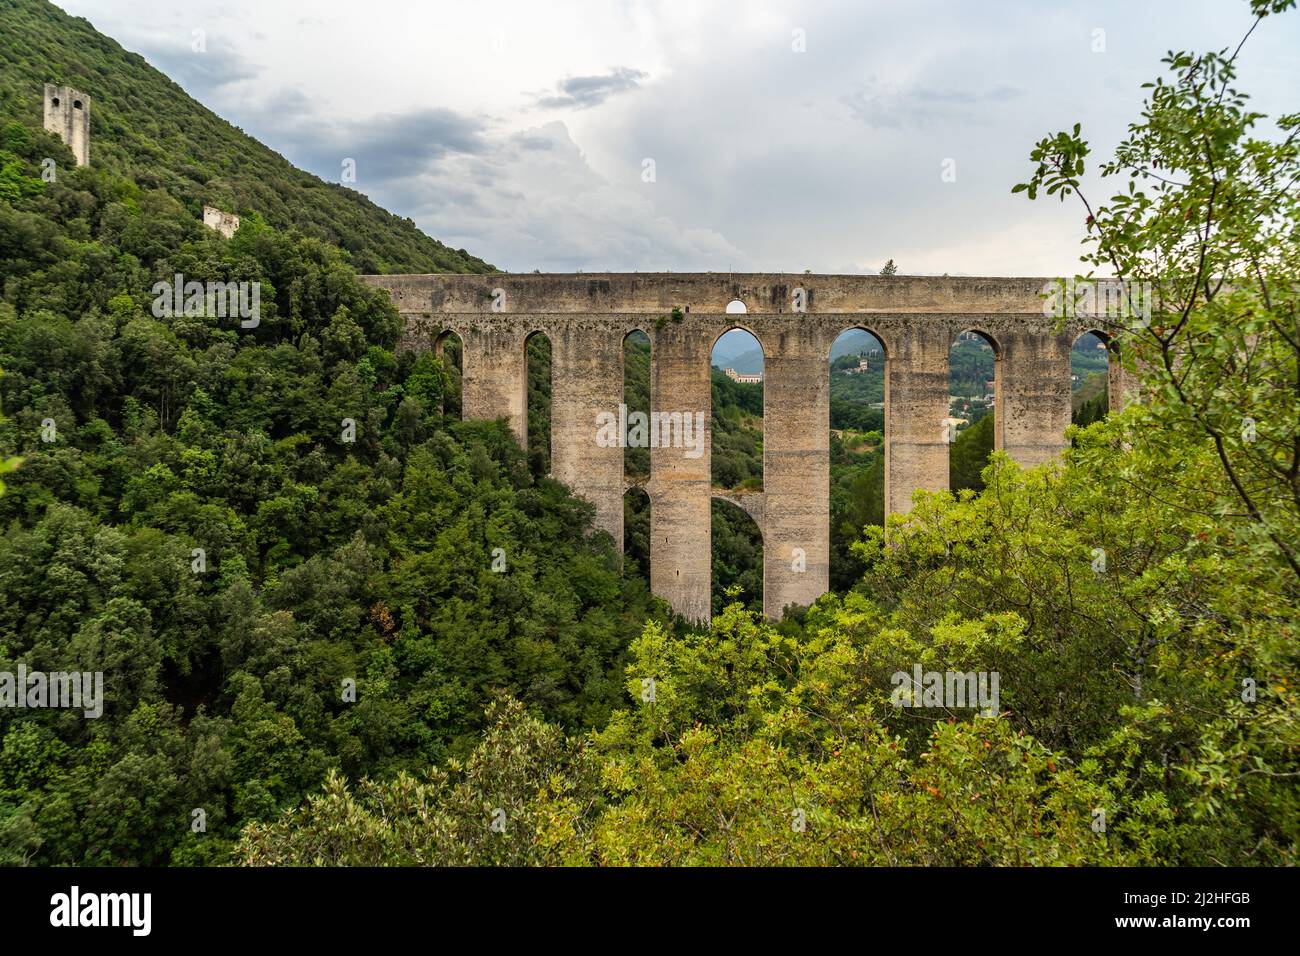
550,321,625,548
461,325,527,448
1000,328,1073,468
761,326,829,617
648,323,712,623
886,324,951,515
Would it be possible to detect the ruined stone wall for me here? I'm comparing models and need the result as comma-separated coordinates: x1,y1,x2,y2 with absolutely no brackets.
203,206,241,239
362,273,1108,621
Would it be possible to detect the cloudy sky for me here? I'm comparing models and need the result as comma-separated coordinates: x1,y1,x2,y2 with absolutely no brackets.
55,0,1300,275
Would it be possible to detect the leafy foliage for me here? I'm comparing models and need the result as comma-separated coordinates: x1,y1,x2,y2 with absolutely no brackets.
239,0,1300,868
1014,1,1300,580
949,414,994,493
0,0,492,275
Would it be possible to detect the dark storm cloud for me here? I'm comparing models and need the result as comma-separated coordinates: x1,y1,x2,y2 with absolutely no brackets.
244,104,490,189
132,33,262,99
534,67,647,109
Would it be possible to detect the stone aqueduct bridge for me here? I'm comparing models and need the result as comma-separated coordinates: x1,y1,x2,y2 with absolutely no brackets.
361,273,1127,622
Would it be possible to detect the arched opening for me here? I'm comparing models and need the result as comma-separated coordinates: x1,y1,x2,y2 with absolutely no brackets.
948,329,1000,493
624,487,651,583
73,100,83,110
828,328,886,590
711,497,763,616
725,299,748,314
623,330,651,483
1072,330,1115,427
710,328,763,616
51,97,60,107
710,328,763,492
433,330,462,418
524,331,551,478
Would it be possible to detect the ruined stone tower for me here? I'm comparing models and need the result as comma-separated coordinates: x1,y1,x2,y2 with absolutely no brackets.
43,83,90,166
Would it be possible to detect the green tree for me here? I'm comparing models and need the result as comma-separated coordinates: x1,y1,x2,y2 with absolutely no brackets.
949,413,994,492
1014,0,1300,584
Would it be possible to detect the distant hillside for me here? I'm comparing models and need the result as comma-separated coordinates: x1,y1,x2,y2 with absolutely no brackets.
714,345,763,375
830,329,882,360
0,0,493,274
711,329,764,374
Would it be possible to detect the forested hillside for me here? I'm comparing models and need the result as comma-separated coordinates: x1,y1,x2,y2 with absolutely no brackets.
0,2,656,865
0,0,492,275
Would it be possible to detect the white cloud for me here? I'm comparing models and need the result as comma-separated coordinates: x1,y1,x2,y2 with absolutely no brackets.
394,122,744,272
54,0,1300,275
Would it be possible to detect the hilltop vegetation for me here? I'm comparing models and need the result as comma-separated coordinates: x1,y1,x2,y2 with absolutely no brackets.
0,0,492,275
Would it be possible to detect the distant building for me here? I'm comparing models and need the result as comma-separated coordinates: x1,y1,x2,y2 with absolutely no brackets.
724,367,762,385
203,205,241,238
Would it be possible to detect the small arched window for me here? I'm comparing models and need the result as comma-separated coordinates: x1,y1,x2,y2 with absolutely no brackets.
51,97,60,107
725,299,747,314
73,100,83,109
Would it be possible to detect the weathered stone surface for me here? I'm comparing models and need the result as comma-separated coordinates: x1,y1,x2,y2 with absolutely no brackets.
550,319,625,553
362,273,1108,622
202,205,241,239
43,83,89,166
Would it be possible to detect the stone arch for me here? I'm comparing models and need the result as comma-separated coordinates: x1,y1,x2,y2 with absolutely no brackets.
827,326,887,585
433,329,463,418
623,328,652,483
829,326,888,378
624,485,652,581
710,324,767,357
946,329,1003,494
725,298,748,314
433,327,461,351
1072,327,1131,418
710,326,765,492
523,329,552,477
711,496,763,617
712,490,765,527
955,326,1002,357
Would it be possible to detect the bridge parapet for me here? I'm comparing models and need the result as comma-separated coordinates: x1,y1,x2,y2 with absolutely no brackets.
361,272,1055,316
